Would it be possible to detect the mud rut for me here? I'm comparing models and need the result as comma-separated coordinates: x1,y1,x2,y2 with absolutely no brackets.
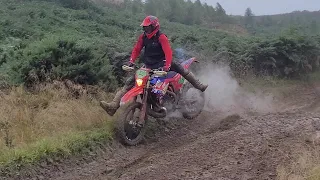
5,84,320,180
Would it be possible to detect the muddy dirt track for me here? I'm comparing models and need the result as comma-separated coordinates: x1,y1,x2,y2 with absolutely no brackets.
4,83,320,180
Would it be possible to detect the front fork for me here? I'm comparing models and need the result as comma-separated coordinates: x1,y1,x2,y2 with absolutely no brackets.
138,78,151,126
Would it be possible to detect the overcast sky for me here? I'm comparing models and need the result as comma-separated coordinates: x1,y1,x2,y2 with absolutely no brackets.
200,0,320,16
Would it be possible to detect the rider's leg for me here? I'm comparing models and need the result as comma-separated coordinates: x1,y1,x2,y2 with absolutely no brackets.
100,75,135,116
170,61,208,92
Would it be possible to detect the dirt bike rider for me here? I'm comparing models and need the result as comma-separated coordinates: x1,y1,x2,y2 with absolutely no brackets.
100,15,208,116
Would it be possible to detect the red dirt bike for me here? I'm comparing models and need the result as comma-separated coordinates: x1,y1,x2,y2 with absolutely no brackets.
116,57,205,146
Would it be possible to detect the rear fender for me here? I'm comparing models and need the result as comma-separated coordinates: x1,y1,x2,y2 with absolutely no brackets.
120,87,143,106
165,74,184,92
181,57,198,69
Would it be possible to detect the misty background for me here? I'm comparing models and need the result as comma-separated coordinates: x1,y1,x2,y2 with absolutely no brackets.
200,0,320,15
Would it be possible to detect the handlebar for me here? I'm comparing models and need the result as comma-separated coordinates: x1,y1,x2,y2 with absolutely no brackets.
122,65,167,76
122,65,135,71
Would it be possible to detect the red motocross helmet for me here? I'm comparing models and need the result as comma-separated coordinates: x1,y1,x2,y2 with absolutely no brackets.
140,15,160,28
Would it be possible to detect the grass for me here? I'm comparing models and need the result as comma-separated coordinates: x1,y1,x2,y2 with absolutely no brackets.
0,124,113,167
238,70,320,95
0,82,115,169
237,74,303,99
308,70,320,82
275,71,320,180
277,146,320,180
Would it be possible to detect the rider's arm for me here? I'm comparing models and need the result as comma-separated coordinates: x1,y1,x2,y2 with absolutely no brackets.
158,34,172,71
130,34,144,63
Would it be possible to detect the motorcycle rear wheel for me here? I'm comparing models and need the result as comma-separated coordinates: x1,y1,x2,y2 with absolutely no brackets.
180,83,205,119
116,102,147,146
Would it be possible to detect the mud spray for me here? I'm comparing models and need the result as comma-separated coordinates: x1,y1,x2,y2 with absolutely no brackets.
197,63,275,115
168,48,275,118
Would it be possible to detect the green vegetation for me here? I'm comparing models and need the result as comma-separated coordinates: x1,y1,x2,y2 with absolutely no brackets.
0,0,319,173
0,122,113,168
0,84,114,170
1,0,319,90
248,11,320,36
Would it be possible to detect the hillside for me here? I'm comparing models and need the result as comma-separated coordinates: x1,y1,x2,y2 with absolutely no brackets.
0,0,242,90
249,10,320,35
0,0,319,91
95,0,320,36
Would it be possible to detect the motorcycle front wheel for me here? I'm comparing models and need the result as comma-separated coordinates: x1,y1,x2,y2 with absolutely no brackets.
116,102,147,146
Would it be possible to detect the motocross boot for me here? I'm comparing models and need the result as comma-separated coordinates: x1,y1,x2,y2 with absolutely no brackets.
182,71,208,92
100,88,127,116
100,76,135,116
171,61,208,92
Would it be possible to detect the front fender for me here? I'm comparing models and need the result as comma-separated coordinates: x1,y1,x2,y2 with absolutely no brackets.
120,87,143,106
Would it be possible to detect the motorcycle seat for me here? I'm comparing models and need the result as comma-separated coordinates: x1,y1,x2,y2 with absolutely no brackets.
166,71,177,79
